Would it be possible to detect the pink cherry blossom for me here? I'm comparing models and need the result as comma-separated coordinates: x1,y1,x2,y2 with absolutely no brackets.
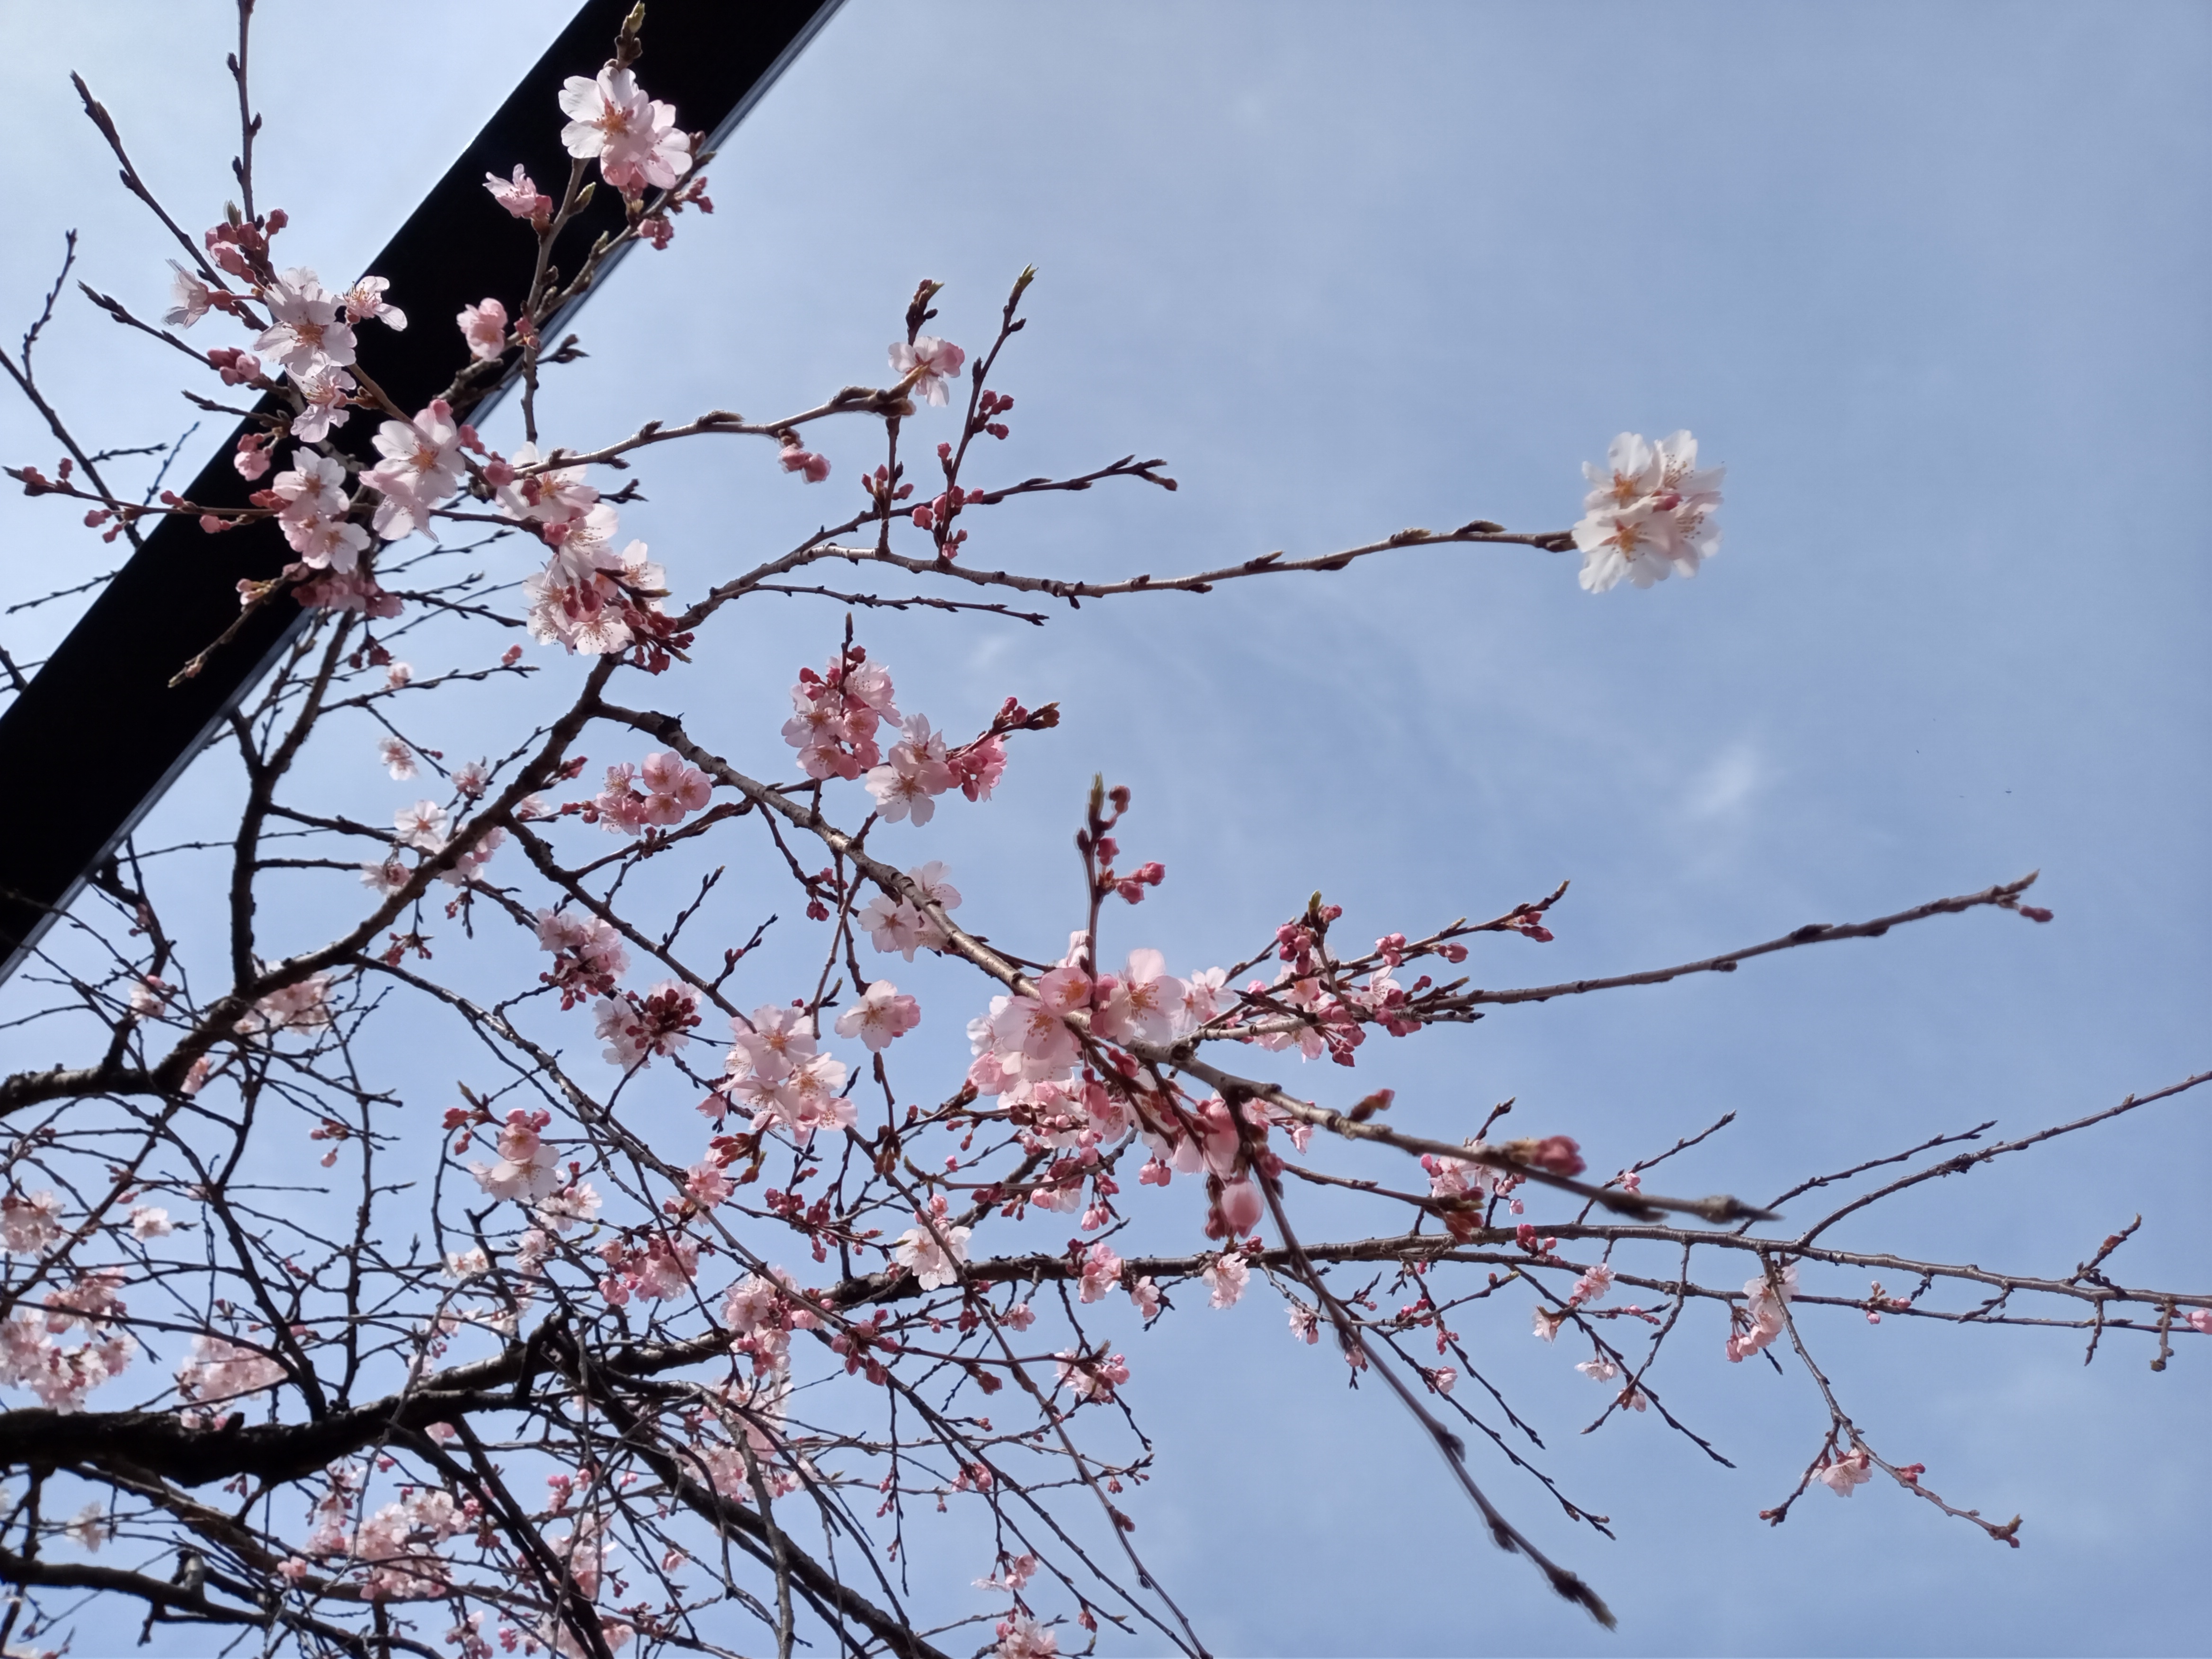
256,268,357,376
268,452,369,571
378,737,417,780
1053,1350,1128,1403
282,365,356,445
1090,948,1186,1044
175,1334,285,1403
394,799,449,850
1576,1355,1621,1383
1203,1251,1249,1309
595,981,702,1069
494,440,599,528
1727,1260,1800,1363
437,825,503,887
208,346,261,385
1078,1240,1123,1303
1573,429,1724,593
778,439,830,483
893,1202,971,1291
1570,1263,1614,1306
0,1191,62,1256
864,714,956,824
1217,1177,1264,1235
996,1614,1058,1659
243,973,334,1035
340,275,405,330
983,992,1081,1080
858,893,927,959
535,909,629,1007
727,1004,819,1084
366,400,464,540
1817,1447,1875,1497
163,261,212,328
783,648,901,779
522,522,668,657
2189,1309,2212,1336
639,750,712,821
458,297,509,362
834,980,921,1051
469,1110,563,1203
537,1180,601,1234
1001,1300,1036,1332
485,163,554,221
558,66,691,196
232,431,271,480
890,336,967,406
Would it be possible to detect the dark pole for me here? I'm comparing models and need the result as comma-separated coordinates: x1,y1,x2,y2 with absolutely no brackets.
0,0,842,982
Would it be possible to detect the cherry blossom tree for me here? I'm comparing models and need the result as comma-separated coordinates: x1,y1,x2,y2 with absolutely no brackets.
0,9,2203,1658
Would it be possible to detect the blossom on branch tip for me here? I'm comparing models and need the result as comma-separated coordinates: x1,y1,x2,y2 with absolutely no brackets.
1573,429,1724,593
890,336,966,406
558,65,691,196
207,347,261,386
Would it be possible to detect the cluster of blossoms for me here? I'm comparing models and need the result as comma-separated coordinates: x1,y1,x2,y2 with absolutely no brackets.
1727,1259,1800,1363
0,1248,136,1413
892,1195,972,1291
858,862,963,958
468,1109,568,1204
149,53,728,654
714,1004,853,1145
489,447,683,660
535,908,631,1008
1573,429,1725,593
783,647,1018,817
174,1334,288,1405
782,644,903,780
595,979,704,1070
557,65,692,198
238,971,335,1035
585,750,714,835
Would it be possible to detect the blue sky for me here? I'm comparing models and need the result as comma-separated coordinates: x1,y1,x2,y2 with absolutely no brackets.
1,3,2207,1654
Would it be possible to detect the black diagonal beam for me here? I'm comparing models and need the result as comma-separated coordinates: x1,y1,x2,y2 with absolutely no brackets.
0,0,842,981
